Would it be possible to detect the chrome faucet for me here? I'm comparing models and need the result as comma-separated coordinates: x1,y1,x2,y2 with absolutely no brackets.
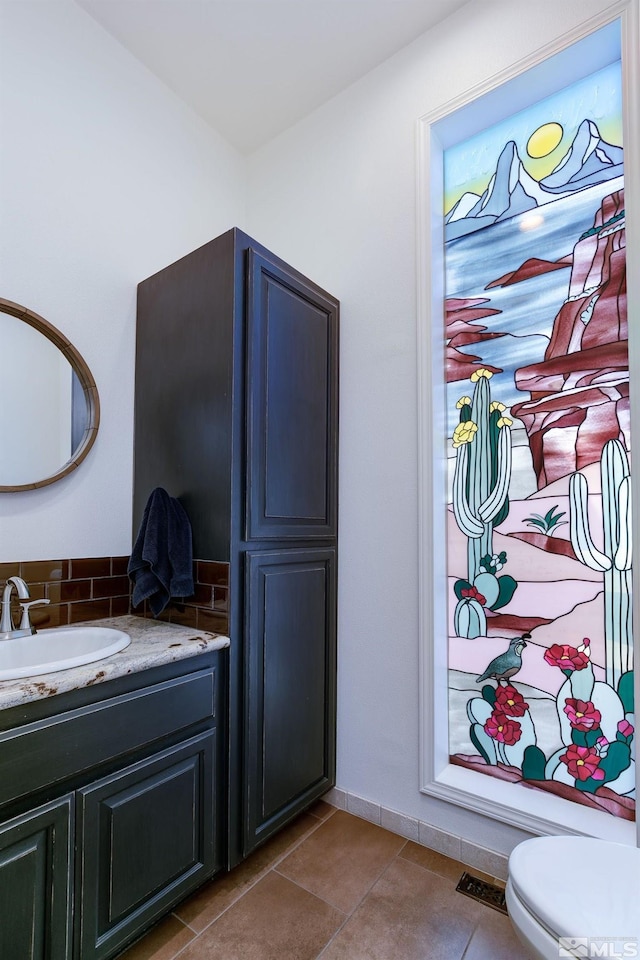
0,576,50,640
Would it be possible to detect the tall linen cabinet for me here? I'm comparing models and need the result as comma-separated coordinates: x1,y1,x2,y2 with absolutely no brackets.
133,229,339,869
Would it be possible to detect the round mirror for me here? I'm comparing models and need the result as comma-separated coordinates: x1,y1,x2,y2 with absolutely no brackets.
0,297,100,491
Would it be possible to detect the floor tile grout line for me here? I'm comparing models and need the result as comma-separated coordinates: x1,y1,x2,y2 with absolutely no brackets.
170,911,202,936
314,906,358,960
140,825,440,956
169,806,337,942
459,918,484,960
271,865,351,916
312,842,471,960
396,847,507,891
165,814,344,960
265,806,337,874
120,811,507,960
343,838,412,913
347,835,411,915
343,812,510,888
311,843,502,960
396,851,477,887
173,863,351,960
120,915,199,960
312,854,414,960
162,934,190,960
274,836,410,930
165,931,200,960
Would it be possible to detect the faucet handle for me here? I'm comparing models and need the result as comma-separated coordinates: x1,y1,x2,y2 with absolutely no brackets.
18,598,50,632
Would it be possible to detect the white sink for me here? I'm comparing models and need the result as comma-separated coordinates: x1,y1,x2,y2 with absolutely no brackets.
0,626,131,681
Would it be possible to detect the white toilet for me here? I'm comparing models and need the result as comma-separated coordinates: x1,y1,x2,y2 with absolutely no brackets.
506,835,640,960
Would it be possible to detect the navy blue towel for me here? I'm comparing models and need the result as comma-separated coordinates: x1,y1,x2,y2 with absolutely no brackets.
128,487,194,616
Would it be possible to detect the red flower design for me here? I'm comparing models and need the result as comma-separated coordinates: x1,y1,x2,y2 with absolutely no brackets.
494,685,529,718
559,744,604,782
461,586,486,606
543,643,589,672
484,711,522,745
563,698,602,731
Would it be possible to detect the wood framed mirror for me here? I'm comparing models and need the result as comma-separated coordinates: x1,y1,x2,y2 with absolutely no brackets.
0,297,100,491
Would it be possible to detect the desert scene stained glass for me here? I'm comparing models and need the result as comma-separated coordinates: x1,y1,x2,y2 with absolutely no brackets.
444,60,633,821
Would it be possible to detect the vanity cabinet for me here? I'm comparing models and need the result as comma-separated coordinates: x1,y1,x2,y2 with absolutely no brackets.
134,228,339,867
76,730,216,960
0,794,73,960
0,651,224,960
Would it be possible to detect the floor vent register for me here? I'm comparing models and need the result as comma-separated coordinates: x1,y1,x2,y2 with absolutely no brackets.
455,872,508,915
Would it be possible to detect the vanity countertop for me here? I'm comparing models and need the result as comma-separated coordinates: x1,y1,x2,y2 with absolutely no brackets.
0,614,230,711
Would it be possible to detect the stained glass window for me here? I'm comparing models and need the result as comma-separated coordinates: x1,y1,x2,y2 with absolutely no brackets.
444,60,633,822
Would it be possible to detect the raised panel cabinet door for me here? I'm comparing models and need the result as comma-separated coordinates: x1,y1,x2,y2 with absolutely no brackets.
76,730,217,960
244,548,337,855
0,794,74,960
245,249,339,541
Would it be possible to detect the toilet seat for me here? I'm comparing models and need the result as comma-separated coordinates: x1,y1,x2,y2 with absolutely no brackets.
507,836,640,957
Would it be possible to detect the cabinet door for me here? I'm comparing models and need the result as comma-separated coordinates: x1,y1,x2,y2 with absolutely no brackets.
0,794,73,960
245,249,339,541
244,548,336,854
76,731,217,960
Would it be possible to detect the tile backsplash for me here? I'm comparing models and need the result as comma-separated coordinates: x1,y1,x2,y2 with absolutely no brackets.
0,557,229,635
134,559,229,634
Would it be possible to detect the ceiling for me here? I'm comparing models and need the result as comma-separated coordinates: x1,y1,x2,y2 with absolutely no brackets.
76,0,470,153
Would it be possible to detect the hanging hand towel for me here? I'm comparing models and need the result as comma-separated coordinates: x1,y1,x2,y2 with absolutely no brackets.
128,487,195,616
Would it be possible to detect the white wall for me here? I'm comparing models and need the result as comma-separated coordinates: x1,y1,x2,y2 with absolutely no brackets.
245,0,628,853
0,0,246,560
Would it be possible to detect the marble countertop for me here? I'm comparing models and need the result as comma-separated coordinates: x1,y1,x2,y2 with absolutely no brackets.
0,615,230,711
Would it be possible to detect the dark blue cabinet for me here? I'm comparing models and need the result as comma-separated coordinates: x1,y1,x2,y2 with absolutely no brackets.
0,795,73,960
135,229,339,868
76,730,217,960
244,548,336,852
0,653,223,960
245,249,338,541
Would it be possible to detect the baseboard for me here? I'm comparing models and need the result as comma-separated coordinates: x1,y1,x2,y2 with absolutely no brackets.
322,787,509,881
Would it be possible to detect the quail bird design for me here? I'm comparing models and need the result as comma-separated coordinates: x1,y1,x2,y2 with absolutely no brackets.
475,634,530,684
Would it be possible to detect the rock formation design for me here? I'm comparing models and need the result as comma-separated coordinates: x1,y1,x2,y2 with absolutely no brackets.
511,189,627,488
445,298,505,382
485,257,571,290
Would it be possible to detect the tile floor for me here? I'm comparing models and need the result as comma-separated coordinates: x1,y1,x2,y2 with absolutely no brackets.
116,803,532,960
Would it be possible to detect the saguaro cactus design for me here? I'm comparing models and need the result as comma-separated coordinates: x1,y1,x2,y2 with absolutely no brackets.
569,439,633,688
452,370,512,585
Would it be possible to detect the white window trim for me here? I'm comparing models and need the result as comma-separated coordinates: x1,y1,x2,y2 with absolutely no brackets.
416,0,640,846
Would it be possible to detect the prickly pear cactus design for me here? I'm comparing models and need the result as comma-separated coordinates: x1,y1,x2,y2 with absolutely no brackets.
569,439,632,688
542,641,635,797
454,596,486,639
